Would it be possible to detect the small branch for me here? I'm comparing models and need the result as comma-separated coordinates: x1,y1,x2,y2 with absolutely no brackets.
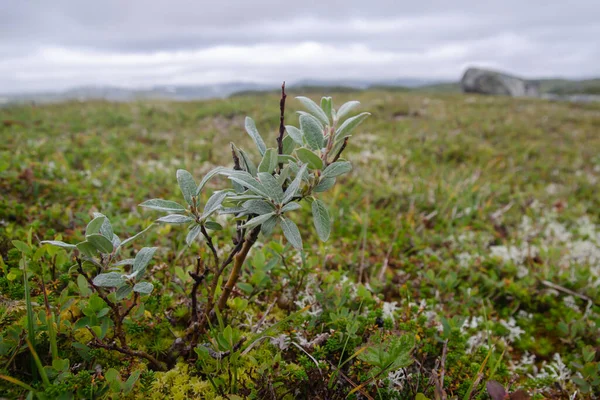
291,342,322,374
217,227,260,310
276,82,287,173
433,339,449,400
197,233,246,329
216,238,244,278
189,258,207,324
377,219,400,281
77,258,126,346
201,225,219,269
50,255,57,281
120,292,139,323
327,361,375,400
76,258,116,309
276,82,287,158
468,372,485,400
541,280,596,305
86,326,166,371
331,137,349,163
440,339,448,388
252,299,277,334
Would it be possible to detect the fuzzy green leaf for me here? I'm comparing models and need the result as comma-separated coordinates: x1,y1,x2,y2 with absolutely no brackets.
277,155,296,165
322,161,352,178
335,112,370,140
156,214,195,224
258,148,278,174
243,199,276,215
202,191,229,219
335,100,361,121
295,148,323,170
86,216,106,236
86,234,114,254
186,224,202,246
204,221,223,231
133,247,157,275
321,97,333,122
93,272,125,288
282,164,308,204
115,285,133,300
76,241,97,258
281,202,301,213
282,134,296,155
111,234,121,249
177,169,198,206
257,172,284,203
244,117,267,156
277,165,291,186
280,217,302,250
314,177,336,193
241,213,276,229
260,216,278,237
296,96,330,126
41,240,76,250
12,240,31,254
93,212,114,241
285,125,304,145
238,148,257,176
229,171,270,197
140,199,187,213
219,206,246,215
197,166,234,196
113,258,135,266
133,282,154,295
312,199,331,242
300,114,324,150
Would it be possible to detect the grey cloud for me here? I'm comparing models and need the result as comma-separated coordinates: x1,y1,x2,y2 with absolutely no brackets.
1,0,598,92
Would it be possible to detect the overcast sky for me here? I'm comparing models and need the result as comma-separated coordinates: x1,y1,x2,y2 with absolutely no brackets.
1,0,598,93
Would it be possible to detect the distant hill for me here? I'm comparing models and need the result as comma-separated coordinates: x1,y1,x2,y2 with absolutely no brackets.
0,82,273,104
416,78,600,96
536,78,600,95
1,76,598,105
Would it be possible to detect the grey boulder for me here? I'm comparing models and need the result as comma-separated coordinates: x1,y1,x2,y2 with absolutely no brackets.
461,67,540,97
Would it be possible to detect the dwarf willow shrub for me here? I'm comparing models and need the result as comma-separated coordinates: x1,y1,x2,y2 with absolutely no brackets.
38,90,370,371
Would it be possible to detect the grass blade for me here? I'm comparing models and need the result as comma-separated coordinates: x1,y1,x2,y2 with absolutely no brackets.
0,374,37,393
26,339,50,388
22,257,37,380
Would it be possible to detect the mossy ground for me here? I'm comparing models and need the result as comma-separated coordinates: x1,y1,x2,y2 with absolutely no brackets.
1,91,600,399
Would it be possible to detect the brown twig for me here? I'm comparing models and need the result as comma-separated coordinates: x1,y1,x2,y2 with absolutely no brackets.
86,326,166,371
327,361,375,400
189,258,207,324
217,227,260,310
433,339,449,400
277,82,287,159
377,218,400,281
331,137,349,163
200,225,219,269
198,233,246,330
541,280,597,305
120,292,139,323
252,299,277,334
276,81,287,173
76,258,127,347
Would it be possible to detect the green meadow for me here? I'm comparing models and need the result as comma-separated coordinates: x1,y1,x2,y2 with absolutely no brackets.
1,90,599,399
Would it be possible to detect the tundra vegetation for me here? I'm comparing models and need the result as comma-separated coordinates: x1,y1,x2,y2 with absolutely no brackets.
0,86,599,399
